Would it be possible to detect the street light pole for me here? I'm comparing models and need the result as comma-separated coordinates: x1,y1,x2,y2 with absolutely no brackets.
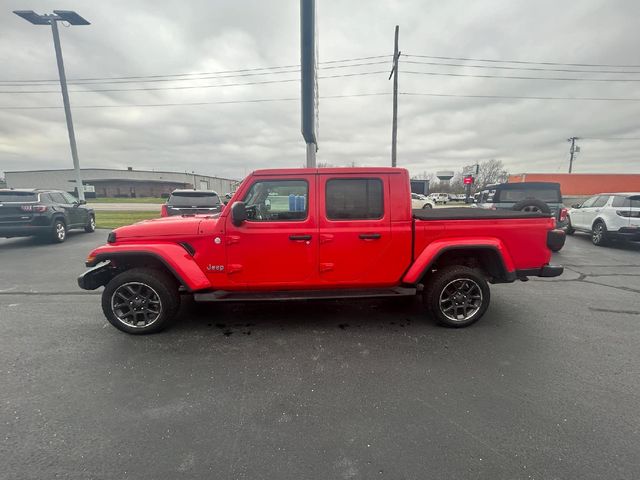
50,19,84,201
14,10,90,201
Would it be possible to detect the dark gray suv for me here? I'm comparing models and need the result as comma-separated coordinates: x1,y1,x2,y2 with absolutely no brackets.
475,182,568,250
0,189,95,243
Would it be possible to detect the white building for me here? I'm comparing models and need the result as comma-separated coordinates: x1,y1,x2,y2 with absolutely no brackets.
5,168,239,198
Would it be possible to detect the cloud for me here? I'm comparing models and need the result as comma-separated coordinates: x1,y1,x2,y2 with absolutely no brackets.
1,0,639,180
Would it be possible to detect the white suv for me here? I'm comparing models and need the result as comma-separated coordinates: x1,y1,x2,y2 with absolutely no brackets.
428,193,449,204
411,193,435,209
567,193,640,246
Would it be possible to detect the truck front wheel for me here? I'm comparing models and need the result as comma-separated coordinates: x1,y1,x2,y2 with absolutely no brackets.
101,268,180,334
424,266,490,328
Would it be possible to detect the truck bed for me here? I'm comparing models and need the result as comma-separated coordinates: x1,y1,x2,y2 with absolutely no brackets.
413,207,551,221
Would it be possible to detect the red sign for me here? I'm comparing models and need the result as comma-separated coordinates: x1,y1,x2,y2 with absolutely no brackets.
463,176,474,185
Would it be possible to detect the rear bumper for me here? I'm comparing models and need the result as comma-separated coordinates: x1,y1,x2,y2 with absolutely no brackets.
516,265,564,279
0,224,51,237
610,227,640,241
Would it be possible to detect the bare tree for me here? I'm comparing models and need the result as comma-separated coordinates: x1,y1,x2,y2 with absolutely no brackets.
476,159,508,188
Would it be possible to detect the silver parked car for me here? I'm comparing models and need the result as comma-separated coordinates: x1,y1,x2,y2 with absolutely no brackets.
567,193,640,246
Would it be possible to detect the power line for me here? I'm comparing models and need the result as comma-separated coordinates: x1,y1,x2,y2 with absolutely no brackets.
4,91,640,110
399,92,640,101
402,70,640,82
0,55,390,84
580,137,640,140
0,60,391,87
0,70,388,94
403,59,640,75
0,92,390,110
404,53,640,68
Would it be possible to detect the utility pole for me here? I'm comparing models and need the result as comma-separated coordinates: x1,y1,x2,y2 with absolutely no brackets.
389,25,400,167
567,136,580,173
300,0,317,168
14,10,90,201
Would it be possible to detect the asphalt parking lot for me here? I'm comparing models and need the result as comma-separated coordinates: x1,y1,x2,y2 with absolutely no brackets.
1,230,639,479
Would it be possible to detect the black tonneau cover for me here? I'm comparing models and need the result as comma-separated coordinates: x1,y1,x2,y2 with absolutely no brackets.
413,207,551,221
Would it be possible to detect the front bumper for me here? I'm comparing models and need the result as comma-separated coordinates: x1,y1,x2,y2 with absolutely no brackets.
77,260,114,290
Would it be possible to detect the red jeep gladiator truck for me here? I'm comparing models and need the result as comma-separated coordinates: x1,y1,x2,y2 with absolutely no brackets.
78,167,564,334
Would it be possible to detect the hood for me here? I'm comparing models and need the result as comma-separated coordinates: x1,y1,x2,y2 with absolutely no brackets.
113,215,211,239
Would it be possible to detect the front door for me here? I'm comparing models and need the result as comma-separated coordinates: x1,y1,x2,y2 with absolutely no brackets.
317,174,393,287
62,192,86,226
225,178,318,288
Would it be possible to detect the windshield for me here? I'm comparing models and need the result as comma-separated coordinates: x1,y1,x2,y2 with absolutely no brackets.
168,192,220,207
0,191,39,202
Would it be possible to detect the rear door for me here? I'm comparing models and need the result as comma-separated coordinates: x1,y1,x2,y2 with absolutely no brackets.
611,195,640,228
317,174,394,287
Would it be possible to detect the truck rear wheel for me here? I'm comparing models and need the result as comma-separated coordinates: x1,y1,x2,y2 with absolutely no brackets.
424,265,490,328
101,268,180,334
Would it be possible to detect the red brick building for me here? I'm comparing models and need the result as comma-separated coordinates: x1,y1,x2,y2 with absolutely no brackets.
508,173,640,197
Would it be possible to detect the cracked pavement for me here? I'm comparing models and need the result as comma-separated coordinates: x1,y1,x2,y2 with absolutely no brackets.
1,230,639,479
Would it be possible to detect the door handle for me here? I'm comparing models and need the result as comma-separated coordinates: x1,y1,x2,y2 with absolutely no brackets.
289,234,312,241
359,233,381,240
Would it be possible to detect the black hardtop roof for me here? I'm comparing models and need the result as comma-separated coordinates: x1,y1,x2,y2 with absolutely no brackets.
486,181,561,191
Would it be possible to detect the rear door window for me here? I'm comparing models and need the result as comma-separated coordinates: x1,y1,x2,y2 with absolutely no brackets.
49,193,67,204
325,178,383,220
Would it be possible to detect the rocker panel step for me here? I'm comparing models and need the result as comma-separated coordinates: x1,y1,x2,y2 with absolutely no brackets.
193,287,417,302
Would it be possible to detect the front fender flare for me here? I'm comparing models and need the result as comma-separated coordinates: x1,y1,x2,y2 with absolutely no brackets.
87,243,211,291
402,237,515,284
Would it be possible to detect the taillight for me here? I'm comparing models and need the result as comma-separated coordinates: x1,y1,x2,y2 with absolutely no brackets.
21,204,47,212
559,208,568,222
160,204,168,217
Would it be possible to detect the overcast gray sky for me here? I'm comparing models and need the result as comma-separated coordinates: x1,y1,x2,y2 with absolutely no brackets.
1,0,640,180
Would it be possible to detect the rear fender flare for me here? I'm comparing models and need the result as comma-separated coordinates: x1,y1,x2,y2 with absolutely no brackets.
89,243,211,291
402,238,515,284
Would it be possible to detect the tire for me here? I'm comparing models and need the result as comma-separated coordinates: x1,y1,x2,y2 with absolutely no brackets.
84,214,96,233
422,203,433,209
591,221,609,246
50,219,67,243
512,198,551,214
424,265,490,328
565,216,575,235
101,268,180,334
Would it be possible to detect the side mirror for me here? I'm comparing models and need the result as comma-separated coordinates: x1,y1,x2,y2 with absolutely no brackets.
571,203,581,209
231,201,247,226
78,199,87,205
